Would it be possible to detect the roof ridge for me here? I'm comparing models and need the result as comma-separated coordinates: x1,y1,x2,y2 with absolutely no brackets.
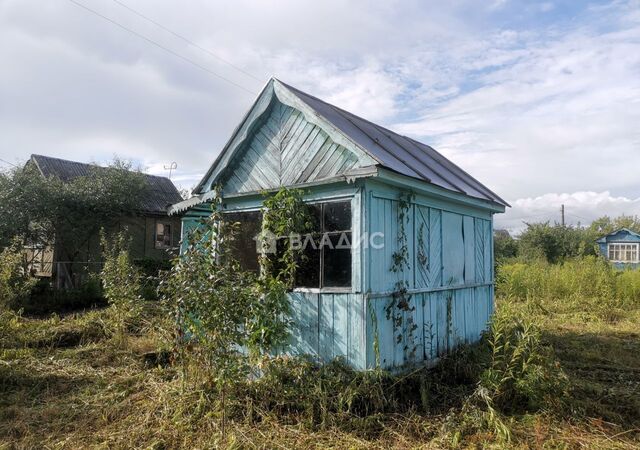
31,154,174,182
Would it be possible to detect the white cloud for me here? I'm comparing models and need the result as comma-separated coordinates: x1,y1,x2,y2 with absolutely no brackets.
0,0,639,226
496,191,640,234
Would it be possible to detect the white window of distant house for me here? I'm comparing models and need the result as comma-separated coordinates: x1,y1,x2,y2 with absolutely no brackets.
155,222,173,249
608,243,639,263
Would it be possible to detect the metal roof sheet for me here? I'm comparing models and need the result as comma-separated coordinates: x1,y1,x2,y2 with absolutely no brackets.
31,154,183,215
278,80,509,207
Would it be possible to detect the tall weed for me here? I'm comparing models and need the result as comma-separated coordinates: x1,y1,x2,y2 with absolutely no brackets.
100,231,142,346
497,256,640,321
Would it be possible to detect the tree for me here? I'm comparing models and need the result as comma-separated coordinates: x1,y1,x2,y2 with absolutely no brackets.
518,222,595,263
164,193,260,438
494,229,518,260
587,215,640,236
0,158,148,279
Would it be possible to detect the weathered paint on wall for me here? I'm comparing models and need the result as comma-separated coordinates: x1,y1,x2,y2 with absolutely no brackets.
180,177,496,370
176,81,503,371
361,178,494,369
365,286,493,369
218,98,376,195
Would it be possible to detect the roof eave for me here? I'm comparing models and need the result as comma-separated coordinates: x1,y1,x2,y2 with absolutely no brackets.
375,167,507,214
169,166,379,215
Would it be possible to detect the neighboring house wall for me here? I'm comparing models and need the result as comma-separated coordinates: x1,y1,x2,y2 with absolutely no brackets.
52,215,182,288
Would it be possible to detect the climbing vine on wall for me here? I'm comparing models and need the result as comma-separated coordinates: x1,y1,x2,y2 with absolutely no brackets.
259,187,313,288
247,187,314,354
385,191,418,359
417,222,428,268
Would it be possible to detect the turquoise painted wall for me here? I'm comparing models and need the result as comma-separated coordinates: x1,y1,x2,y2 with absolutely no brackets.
361,178,495,370
178,177,496,371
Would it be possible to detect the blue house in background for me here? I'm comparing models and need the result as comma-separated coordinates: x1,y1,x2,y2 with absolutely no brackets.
596,228,640,270
170,78,508,370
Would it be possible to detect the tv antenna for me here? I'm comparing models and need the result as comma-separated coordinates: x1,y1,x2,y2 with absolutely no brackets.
164,162,177,179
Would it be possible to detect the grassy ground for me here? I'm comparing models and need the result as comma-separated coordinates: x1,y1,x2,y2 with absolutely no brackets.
1,297,639,449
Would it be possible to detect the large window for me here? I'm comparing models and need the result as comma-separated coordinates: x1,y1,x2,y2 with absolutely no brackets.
295,201,352,289
223,210,262,273
608,243,639,263
223,200,352,289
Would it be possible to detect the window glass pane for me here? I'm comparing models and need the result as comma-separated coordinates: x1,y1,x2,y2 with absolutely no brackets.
295,236,320,288
324,201,351,232
224,211,262,273
164,225,171,246
308,204,322,231
323,232,352,287
155,223,172,249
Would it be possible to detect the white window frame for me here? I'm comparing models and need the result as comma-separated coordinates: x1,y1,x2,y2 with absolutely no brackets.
607,242,639,263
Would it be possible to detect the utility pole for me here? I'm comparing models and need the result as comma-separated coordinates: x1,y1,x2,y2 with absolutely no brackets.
164,162,177,179
561,204,565,227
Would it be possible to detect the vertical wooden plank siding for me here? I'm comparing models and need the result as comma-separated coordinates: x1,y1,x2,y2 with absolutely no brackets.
363,181,495,370
285,292,366,370
442,212,465,286
463,216,476,284
365,286,493,370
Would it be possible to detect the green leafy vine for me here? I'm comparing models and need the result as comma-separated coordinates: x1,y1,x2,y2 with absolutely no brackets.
385,191,418,359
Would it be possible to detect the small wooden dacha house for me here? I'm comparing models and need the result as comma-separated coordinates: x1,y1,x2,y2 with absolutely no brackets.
596,228,640,269
25,154,183,288
171,79,508,370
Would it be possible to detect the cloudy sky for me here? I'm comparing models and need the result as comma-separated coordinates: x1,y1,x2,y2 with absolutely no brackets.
1,0,639,232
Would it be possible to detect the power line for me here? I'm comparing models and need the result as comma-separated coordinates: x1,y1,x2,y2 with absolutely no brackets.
111,0,262,83
67,0,258,96
0,157,18,168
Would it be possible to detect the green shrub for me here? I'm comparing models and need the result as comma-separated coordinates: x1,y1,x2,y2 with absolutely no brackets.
0,240,36,310
20,278,106,315
479,302,569,414
100,231,143,345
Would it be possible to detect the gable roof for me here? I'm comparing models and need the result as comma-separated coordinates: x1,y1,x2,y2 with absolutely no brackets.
596,228,640,243
190,78,508,208
30,154,183,215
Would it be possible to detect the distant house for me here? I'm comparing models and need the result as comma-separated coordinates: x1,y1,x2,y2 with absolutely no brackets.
596,228,640,269
25,154,183,288
170,78,508,370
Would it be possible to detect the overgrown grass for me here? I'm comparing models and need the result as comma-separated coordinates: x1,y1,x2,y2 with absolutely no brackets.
1,258,640,448
497,256,640,321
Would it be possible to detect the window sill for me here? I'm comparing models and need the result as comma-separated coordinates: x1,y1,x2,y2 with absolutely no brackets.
292,287,354,294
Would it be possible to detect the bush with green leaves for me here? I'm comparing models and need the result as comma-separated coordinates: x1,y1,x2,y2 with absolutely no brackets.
0,239,36,310
164,191,296,436
443,299,570,443
479,302,569,414
100,230,143,344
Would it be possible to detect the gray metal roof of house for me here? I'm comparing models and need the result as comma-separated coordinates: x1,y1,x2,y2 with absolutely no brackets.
278,80,509,207
30,154,183,215
596,228,640,243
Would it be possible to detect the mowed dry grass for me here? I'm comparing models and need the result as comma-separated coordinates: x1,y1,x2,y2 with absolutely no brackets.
1,297,639,449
